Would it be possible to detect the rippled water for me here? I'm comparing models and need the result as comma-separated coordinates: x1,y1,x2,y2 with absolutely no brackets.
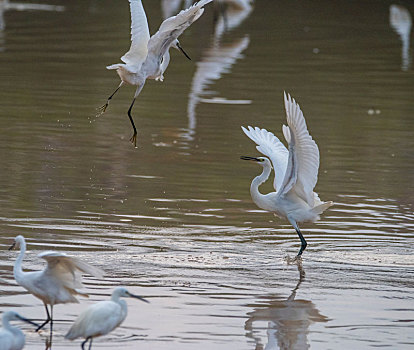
0,0,413,349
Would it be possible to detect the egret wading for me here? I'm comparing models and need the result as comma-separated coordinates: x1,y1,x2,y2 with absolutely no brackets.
8,235,105,336
241,93,333,257
98,0,213,147
65,287,149,350
0,311,39,350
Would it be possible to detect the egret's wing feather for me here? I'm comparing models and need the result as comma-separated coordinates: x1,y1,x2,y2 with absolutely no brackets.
147,0,212,61
279,93,320,205
39,251,104,290
241,126,289,192
121,0,150,66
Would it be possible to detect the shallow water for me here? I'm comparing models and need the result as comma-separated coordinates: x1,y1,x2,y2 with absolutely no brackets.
0,0,413,349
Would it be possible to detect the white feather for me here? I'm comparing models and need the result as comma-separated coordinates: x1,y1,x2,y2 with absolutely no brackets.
120,0,151,68
279,92,320,206
241,126,289,192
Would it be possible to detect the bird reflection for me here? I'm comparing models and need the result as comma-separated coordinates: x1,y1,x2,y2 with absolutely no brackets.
0,0,64,52
389,4,412,71
245,263,329,350
214,0,253,40
180,0,252,145
161,0,193,19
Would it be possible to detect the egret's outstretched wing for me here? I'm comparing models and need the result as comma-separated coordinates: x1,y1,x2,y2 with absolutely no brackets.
40,251,104,290
147,0,212,61
121,0,151,67
241,126,289,192
278,93,319,206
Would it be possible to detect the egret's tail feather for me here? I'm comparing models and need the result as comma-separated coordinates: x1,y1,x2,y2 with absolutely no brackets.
311,201,334,215
106,64,124,70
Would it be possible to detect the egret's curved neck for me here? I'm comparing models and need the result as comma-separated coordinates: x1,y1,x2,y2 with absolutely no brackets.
250,163,272,206
2,316,10,329
13,239,26,281
111,293,128,316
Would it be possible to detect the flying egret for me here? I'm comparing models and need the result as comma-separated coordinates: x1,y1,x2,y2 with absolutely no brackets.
65,287,149,350
241,93,333,257
0,311,39,350
8,235,105,336
98,0,213,147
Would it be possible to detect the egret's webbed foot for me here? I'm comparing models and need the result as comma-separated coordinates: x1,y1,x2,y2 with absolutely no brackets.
129,131,137,148
96,102,109,117
97,82,123,118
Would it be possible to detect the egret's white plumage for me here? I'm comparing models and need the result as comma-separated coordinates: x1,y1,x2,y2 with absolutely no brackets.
9,235,104,335
0,311,38,350
241,93,333,257
65,287,149,350
99,0,213,147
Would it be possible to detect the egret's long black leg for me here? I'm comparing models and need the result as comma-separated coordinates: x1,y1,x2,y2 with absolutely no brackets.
36,304,51,332
128,98,137,147
49,305,54,339
288,217,307,257
295,228,307,257
97,82,124,116
88,338,93,350
81,337,91,350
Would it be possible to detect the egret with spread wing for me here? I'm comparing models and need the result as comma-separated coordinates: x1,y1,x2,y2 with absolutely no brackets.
65,287,149,350
241,93,333,257
0,311,39,350
8,235,104,336
98,0,213,147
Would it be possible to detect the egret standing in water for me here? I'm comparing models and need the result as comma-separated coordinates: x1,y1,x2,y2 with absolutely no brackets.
241,93,333,257
0,311,39,350
65,287,149,350
98,0,213,147
8,235,105,336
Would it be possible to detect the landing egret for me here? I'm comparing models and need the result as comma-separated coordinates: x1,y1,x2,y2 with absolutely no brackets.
0,311,39,350
65,287,149,350
241,93,333,257
98,0,213,147
8,235,105,336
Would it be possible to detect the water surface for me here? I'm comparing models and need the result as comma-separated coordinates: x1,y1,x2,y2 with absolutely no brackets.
0,0,413,349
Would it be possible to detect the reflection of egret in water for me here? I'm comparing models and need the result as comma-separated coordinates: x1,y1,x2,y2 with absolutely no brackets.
0,0,64,51
390,4,412,71
214,0,253,39
182,36,251,143
245,263,329,350
161,0,193,19
181,0,252,145
0,0,64,30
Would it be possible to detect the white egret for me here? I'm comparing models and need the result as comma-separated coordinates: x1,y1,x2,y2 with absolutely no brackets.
98,0,213,147
8,235,105,336
241,93,333,257
65,287,149,350
0,311,39,350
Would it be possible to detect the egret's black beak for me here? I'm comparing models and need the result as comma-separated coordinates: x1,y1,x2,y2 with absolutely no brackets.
127,292,149,303
8,242,16,251
240,156,261,162
16,315,40,328
176,42,192,61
